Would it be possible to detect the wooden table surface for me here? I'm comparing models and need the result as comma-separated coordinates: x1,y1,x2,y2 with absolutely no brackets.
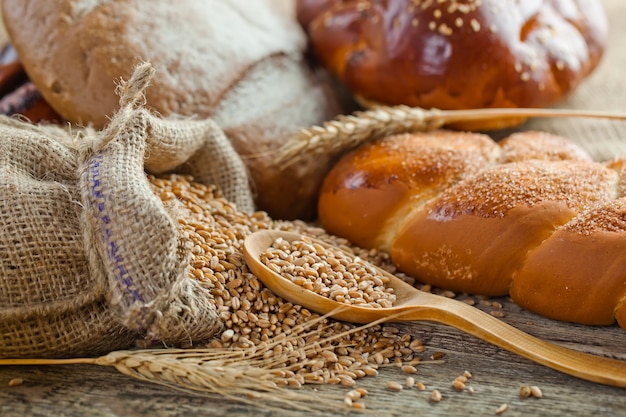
2,297,626,417
2,1,626,416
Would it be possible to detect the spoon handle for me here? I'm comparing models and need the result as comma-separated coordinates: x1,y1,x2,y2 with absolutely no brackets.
400,296,626,387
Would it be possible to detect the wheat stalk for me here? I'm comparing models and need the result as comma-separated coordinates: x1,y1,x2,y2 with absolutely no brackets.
275,105,626,166
0,310,419,412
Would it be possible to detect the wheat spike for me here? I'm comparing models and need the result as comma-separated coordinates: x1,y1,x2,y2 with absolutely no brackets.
0,310,406,412
275,105,626,166
276,105,444,165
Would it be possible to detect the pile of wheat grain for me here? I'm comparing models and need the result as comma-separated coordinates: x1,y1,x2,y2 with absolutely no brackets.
149,174,426,388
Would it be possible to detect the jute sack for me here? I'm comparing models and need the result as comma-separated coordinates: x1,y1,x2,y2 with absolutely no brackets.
0,63,253,358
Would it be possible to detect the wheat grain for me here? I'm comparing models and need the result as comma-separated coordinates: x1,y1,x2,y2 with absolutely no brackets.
387,381,403,391
8,378,23,387
530,385,543,398
430,389,443,402
262,236,397,309
149,174,427,388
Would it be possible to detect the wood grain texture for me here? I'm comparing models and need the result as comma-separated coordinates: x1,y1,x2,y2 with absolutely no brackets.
2,297,626,417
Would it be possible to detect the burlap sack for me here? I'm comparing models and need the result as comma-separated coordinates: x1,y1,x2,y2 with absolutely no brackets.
0,63,253,358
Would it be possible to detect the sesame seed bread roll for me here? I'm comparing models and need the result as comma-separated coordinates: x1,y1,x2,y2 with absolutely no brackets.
298,0,608,130
318,130,626,329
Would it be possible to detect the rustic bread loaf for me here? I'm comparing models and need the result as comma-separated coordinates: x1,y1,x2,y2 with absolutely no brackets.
2,0,342,219
298,0,608,130
318,130,626,329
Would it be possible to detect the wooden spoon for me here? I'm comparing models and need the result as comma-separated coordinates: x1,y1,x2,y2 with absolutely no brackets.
243,229,626,388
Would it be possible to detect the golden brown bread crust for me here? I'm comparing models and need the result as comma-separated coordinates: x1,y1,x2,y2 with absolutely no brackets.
318,130,626,329
2,0,342,220
391,160,616,296
317,130,500,250
511,205,626,326
299,0,608,130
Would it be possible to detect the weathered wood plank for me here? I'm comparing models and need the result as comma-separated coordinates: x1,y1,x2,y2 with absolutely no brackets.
1,297,625,417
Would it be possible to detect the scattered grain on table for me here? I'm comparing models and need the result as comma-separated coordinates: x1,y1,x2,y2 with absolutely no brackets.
147,174,513,412
530,386,543,398
519,384,543,398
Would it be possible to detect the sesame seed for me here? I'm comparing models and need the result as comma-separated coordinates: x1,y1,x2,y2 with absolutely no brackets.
438,23,453,35
470,18,481,32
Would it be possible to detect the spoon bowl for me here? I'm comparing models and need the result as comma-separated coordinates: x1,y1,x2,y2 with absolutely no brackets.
244,229,626,387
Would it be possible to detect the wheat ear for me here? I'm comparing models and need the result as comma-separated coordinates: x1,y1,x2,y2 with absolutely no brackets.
0,311,409,411
275,105,626,166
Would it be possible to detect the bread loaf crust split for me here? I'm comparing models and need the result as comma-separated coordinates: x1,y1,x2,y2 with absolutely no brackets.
319,130,626,328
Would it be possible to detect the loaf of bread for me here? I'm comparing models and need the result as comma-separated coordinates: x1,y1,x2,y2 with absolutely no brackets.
1,0,342,220
318,130,626,329
298,0,608,130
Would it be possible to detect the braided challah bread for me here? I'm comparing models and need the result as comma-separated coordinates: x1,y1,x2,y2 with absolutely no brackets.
318,131,626,329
